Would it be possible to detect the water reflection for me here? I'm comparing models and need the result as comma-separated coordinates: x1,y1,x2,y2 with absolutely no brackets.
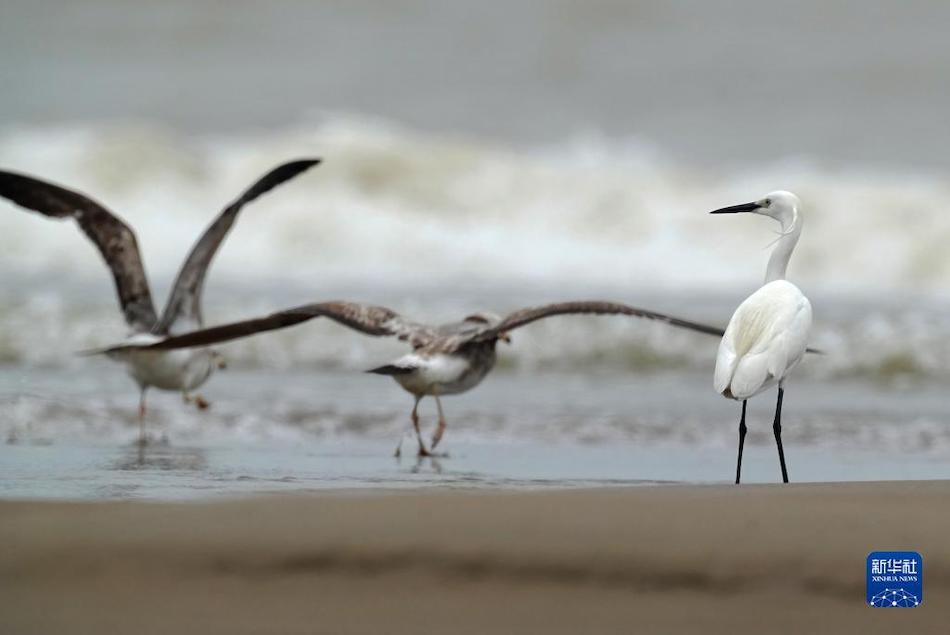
113,443,209,471
409,454,444,475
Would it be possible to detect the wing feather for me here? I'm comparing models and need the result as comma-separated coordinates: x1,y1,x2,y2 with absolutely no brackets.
713,332,739,396
715,281,813,399
0,170,156,331
472,301,725,343
100,301,436,353
155,158,321,333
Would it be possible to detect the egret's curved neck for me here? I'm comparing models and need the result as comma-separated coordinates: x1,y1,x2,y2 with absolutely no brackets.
765,208,802,284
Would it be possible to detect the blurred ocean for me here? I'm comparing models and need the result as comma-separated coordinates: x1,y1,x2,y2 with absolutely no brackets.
5,0,950,170
2,118,950,379
2,1,950,496
3,117,950,497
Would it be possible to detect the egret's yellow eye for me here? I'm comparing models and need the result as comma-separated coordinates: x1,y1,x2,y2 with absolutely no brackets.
763,198,772,207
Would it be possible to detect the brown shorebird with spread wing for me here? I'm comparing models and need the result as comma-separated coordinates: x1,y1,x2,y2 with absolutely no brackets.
0,159,320,445
103,300,725,455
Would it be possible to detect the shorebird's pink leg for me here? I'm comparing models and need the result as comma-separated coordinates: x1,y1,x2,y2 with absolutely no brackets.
411,397,433,457
137,388,148,447
395,396,424,458
430,395,447,451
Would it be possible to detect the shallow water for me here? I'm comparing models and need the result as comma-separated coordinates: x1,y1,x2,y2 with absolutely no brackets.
2,367,948,500
2,3,949,503
4,441,948,501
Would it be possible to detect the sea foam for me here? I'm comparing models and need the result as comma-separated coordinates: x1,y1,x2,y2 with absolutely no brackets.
1,117,950,378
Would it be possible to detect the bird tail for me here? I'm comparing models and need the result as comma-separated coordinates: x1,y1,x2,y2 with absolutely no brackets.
366,364,415,376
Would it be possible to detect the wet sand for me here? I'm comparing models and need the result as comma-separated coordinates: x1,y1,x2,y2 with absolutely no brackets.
2,481,947,634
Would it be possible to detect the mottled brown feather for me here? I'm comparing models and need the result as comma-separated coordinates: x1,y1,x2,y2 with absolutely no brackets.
0,170,157,331
123,299,728,357
135,301,437,352
472,301,727,343
155,159,320,333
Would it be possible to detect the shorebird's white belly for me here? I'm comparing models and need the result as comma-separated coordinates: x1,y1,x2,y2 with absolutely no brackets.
127,348,214,391
109,333,215,392
393,352,493,396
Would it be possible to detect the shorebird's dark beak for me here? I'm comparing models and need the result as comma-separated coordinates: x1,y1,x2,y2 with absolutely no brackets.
499,332,512,344
710,201,760,214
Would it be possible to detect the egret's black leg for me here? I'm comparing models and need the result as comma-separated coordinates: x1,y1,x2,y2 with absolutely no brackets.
735,400,748,485
773,387,789,483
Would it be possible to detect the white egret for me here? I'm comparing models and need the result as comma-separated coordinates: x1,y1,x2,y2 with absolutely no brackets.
710,191,812,484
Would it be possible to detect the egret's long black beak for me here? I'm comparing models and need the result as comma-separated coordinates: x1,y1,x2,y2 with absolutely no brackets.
710,201,760,214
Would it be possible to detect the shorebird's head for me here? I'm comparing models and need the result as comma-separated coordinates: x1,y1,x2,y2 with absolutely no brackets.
462,312,511,344
710,190,801,226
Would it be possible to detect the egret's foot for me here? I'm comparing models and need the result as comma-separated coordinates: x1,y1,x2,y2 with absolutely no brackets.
194,396,210,410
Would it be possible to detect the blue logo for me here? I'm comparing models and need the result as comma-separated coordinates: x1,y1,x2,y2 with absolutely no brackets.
867,551,922,607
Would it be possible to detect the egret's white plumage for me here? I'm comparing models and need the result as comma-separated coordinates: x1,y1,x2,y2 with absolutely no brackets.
714,279,812,400
710,190,812,484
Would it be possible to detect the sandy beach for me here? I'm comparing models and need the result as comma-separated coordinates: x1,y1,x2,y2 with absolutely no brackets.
1,481,946,634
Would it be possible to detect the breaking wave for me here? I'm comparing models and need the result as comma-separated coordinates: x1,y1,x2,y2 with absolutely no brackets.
2,117,950,380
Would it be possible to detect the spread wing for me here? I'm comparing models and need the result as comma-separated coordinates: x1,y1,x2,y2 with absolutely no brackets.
101,301,437,353
0,170,157,331
155,158,321,334
471,301,726,343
